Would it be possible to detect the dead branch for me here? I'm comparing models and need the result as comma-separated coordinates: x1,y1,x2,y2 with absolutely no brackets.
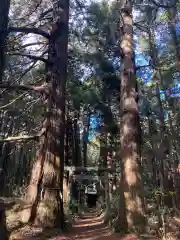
0,126,47,143
0,134,39,143
0,92,26,109
9,27,50,39
7,53,48,64
39,8,53,19
135,64,151,70
151,0,176,8
0,84,47,94
14,42,46,50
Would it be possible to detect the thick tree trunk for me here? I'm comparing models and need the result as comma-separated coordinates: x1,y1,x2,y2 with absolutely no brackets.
0,120,13,196
167,6,180,207
167,6,180,71
155,83,173,207
73,118,81,166
118,0,145,233
83,110,91,167
64,117,73,204
63,171,69,205
0,0,10,82
65,117,74,166
147,116,157,189
22,0,69,228
147,7,173,208
0,199,8,240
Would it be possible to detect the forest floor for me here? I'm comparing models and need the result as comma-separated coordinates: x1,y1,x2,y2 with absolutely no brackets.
4,198,179,240
9,208,139,240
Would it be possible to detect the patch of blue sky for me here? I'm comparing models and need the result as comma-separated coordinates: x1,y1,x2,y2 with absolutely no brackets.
88,135,93,141
160,90,165,101
88,115,101,141
135,21,180,98
135,52,149,66
171,87,180,92
164,112,168,121
155,25,171,61
174,72,180,77
79,64,94,82
90,115,100,129
169,83,180,98
135,51,153,84
112,56,120,71
88,129,97,141
136,67,153,83
176,23,180,35
171,93,180,98
174,82,180,88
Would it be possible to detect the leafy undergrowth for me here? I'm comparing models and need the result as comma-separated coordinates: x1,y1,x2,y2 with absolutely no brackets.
101,200,180,240
4,198,73,240
4,198,180,240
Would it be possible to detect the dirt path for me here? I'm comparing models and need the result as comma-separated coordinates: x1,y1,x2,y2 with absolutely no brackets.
10,210,138,240
9,206,178,239
66,210,138,240
11,210,157,239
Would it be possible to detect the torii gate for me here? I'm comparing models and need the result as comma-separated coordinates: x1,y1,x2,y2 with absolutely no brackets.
63,166,120,205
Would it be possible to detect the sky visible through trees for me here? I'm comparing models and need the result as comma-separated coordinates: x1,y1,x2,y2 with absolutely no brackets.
1,0,180,238
88,7,180,140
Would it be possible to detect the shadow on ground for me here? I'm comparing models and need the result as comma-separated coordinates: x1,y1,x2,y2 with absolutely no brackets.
8,205,158,240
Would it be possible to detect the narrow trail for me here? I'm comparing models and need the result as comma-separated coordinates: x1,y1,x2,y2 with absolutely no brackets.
66,210,138,240
10,210,155,239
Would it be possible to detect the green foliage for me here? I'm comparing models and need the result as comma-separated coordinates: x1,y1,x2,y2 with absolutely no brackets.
157,10,169,22
103,193,120,227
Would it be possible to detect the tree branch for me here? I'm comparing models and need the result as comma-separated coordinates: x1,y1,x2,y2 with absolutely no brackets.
0,84,47,94
151,0,176,8
9,27,50,39
39,8,53,19
15,42,45,50
7,53,48,64
134,23,149,33
0,92,26,109
0,49,47,97
0,126,47,143
0,134,39,143
9,42,46,53
136,64,151,70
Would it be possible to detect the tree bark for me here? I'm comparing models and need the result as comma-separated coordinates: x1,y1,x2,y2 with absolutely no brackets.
0,120,13,196
118,0,145,233
73,118,81,166
65,117,74,166
22,0,69,228
83,108,91,167
0,0,10,82
0,199,8,240
64,117,73,204
147,116,157,189
167,6,180,69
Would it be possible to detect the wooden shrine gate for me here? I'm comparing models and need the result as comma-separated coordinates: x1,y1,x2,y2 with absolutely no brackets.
63,166,120,208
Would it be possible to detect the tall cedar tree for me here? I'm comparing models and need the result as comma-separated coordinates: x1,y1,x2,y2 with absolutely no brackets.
0,0,10,238
0,0,10,82
118,0,145,232
22,0,69,228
